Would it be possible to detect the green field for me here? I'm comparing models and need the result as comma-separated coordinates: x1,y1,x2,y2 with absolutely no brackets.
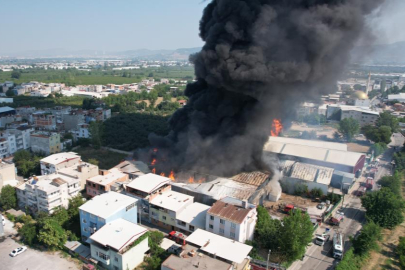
74,146,128,169
0,66,195,86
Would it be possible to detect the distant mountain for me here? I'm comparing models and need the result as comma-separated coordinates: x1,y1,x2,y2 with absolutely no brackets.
0,47,202,60
351,41,405,64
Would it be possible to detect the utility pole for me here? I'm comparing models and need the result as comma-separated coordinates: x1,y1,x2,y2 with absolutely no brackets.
266,249,271,270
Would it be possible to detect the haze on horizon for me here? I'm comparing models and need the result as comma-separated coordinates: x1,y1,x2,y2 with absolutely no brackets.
0,0,404,55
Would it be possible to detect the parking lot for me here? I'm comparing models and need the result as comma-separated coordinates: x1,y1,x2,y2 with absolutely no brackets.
0,217,79,270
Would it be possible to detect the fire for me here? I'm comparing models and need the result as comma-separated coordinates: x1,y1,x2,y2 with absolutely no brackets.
160,172,165,177
152,168,156,174
271,119,283,136
198,178,205,183
151,159,157,166
153,148,158,153
169,170,175,181
188,176,195,183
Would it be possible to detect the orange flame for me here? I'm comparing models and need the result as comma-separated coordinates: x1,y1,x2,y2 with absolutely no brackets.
151,159,157,166
271,119,283,136
160,172,165,177
152,168,156,174
197,178,205,183
169,170,175,181
188,176,195,183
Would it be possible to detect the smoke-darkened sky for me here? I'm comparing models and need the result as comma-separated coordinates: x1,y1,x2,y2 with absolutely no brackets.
0,0,403,54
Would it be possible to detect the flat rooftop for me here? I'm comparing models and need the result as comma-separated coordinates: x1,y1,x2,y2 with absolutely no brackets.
186,229,252,264
89,218,147,252
281,160,334,185
267,136,348,151
87,168,127,186
161,245,232,270
150,190,193,212
41,152,80,165
79,192,137,219
176,202,210,228
126,173,170,194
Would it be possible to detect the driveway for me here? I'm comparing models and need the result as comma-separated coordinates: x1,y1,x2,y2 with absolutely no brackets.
0,215,80,270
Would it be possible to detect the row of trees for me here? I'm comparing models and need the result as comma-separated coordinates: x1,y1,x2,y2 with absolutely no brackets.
13,150,44,178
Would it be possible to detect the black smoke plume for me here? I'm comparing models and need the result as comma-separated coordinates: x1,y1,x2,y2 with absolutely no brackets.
149,0,385,176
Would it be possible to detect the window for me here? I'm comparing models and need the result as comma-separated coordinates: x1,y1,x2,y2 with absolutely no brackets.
82,218,87,224
230,232,236,238
162,216,167,220
219,228,224,234
220,219,225,224
83,227,88,232
209,224,213,229
115,257,119,262
231,223,236,229
178,220,186,226
97,251,109,261
210,215,214,220
189,225,195,232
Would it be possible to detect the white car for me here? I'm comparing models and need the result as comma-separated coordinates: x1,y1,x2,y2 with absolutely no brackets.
10,246,27,257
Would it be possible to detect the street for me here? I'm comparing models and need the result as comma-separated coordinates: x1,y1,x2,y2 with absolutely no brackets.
289,133,404,270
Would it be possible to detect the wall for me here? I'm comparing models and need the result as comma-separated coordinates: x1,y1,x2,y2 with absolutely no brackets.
280,176,329,195
30,136,50,155
63,114,85,131
120,237,148,270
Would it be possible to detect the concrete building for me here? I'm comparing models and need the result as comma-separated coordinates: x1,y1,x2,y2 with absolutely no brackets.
0,114,22,128
0,138,9,159
32,112,56,130
125,173,171,221
79,192,138,242
162,229,252,270
63,113,85,131
16,174,81,214
0,161,17,191
149,190,194,231
40,152,81,175
86,168,129,197
388,93,405,103
175,202,210,235
326,104,379,127
74,123,90,139
0,106,16,117
206,197,257,243
88,219,148,270
30,132,61,155
0,126,34,156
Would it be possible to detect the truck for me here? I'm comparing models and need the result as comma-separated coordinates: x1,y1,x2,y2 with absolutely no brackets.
365,177,374,191
315,229,331,246
168,231,186,246
283,204,307,215
329,212,344,226
332,233,344,259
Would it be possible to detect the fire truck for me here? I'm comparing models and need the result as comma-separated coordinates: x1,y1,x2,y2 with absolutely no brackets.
168,231,186,246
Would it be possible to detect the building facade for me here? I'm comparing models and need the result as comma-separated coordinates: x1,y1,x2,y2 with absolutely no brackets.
86,168,129,197
30,132,61,155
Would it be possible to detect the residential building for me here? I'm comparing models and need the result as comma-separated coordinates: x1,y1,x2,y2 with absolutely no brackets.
113,160,150,179
40,152,81,175
89,219,148,270
0,106,16,117
16,174,81,214
161,229,252,270
0,161,17,191
125,173,171,221
86,168,129,197
149,190,193,231
0,138,9,159
0,114,22,128
176,202,210,235
0,126,34,155
79,192,138,241
206,197,257,243
63,113,85,131
74,123,90,139
32,112,56,130
30,132,61,155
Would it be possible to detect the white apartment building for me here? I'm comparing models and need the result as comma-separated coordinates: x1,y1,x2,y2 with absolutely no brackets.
206,197,257,243
74,123,90,139
89,219,149,270
340,107,379,127
16,174,81,214
175,202,210,234
40,152,81,175
0,127,34,156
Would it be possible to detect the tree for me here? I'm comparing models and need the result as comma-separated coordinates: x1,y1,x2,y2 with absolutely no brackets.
351,221,381,255
0,185,17,210
6,89,15,97
361,188,405,229
89,121,104,149
19,223,38,246
363,125,392,144
335,248,362,270
38,218,67,250
13,150,43,178
52,207,69,227
279,210,314,262
377,112,399,133
310,188,324,198
300,130,317,140
338,118,359,141
65,195,85,237
11,70,21,79
369,142,387,157
255,206,281,250
88,158,99,166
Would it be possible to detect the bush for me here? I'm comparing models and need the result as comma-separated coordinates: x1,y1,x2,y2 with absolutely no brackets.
0,185,17,210
310,188,324,198
352,221,381,255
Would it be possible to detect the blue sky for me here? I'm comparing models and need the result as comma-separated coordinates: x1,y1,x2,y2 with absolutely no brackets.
0,0,207,53
0,0,403,54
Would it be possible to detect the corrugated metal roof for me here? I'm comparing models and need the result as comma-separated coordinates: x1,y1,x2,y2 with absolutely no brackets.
231,171,271,186
281,161,334,185
267,136,348,151
208,200,252,224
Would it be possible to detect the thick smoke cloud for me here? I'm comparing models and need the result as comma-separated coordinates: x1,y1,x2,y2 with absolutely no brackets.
149,0,385,176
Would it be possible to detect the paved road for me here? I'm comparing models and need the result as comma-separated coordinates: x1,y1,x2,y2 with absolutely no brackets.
0,214,79,270
289,133,404,270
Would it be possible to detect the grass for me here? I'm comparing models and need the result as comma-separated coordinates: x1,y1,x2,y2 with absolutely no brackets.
74,147,128,169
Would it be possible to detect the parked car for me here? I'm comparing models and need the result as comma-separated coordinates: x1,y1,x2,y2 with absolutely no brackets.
317,202,326,209
10,247,27,257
